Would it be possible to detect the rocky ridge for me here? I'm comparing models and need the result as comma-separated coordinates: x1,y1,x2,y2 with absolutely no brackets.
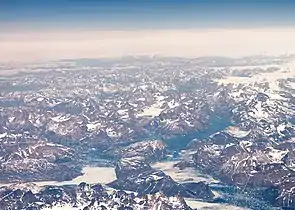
0,182,191,210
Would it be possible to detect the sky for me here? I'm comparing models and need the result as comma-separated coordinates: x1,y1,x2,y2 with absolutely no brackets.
1,0,295,62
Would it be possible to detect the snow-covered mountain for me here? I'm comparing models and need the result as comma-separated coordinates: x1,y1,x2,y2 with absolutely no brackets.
1,55,295,209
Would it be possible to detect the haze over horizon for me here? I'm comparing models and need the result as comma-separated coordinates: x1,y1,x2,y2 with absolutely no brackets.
1,0,295,62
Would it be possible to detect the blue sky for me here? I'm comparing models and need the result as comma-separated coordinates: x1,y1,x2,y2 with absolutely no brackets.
2,0,295,62
1,0,295,30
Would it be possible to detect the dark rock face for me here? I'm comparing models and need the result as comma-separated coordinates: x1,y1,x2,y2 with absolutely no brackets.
0,182,191,210
108,157,214,200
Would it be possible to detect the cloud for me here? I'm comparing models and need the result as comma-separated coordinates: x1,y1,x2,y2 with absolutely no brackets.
1,28,295,62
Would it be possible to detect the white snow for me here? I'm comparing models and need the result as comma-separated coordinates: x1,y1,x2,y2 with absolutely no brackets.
168,99,180,109
277,124,286,135
42,204,80,210
51,115,71,123
106,127,120,138
86,122,101,132
8,117,15,123
225,143,235,149
265,147,288,163
248,101,269,119
0,132,7,139
217,59,295,88
155,95,166,101
137,97,146,101
117,109,128,115
287,81,295,89
137,105,164,117
239,141,253,153
226,126,251,138
37,97,44,102
149,174,164,181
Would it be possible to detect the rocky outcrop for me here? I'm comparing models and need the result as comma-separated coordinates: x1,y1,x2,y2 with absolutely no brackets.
185,131,295,209
0,182,192,210
0,135,81,183
105,139,168,162
108,157,214,200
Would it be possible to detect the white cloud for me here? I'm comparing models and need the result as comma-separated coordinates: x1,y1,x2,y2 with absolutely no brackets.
1,28,295,62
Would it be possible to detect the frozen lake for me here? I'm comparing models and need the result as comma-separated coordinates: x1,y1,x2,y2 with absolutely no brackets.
0,166,116,187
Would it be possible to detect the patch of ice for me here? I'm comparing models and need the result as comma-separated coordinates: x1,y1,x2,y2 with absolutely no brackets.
0,167,116,188
152,161,219,184
185,198,250,210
